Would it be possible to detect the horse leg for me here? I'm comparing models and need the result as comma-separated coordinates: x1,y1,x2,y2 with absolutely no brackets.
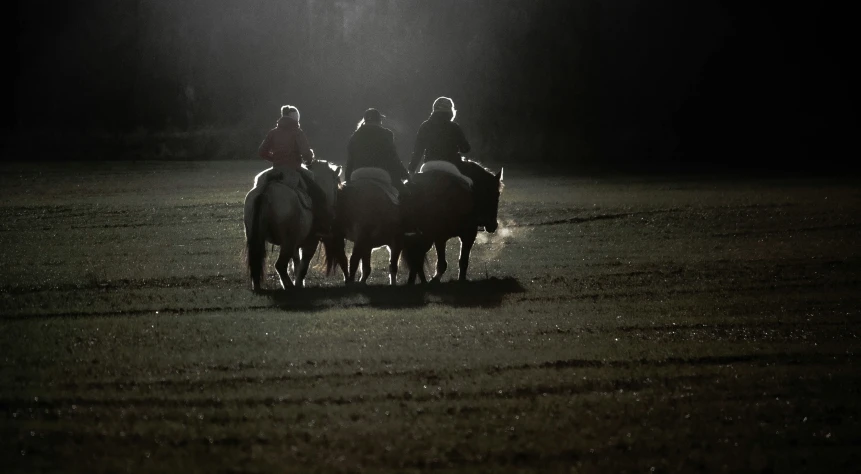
417,239,430,284
337,238,349,282
325,233,350,283
406,237,430,285
275,246,294,289
389,241,402,286
291,249,301,284
295,241,318,288
348,243,362,283
431,239,448,283
407,263,418,285
406,241,417,285
359,247,373,284
458,232,477,281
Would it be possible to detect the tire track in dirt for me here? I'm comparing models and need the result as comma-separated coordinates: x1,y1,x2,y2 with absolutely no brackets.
17,352,855,397
711,222,861,237
0,274,245,295
514,279,861,304
4,358,856,412
0,370,818,411
510,202,802,228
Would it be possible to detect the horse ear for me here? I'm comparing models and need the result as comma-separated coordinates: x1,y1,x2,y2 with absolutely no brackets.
497,168,504,181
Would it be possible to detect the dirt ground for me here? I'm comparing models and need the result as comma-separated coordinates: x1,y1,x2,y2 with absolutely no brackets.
1,161,859,473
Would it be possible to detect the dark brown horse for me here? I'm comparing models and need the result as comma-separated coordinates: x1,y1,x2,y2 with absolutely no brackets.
325,177,403,285
402,160,503,284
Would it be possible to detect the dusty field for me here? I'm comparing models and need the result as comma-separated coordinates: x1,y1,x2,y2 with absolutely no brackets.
1,161,859,473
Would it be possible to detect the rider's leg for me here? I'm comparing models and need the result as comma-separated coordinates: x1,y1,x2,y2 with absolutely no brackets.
299,168,333,237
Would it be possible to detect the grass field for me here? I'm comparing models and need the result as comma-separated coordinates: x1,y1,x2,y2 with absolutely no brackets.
1,161,859,473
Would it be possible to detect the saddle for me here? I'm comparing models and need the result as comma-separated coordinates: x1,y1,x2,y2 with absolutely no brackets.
418,161,473,188
252,166,312,210
347,167,399,205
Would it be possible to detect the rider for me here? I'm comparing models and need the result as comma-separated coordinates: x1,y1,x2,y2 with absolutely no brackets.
345,108,409,194
258,105,332,237
408,96,471,175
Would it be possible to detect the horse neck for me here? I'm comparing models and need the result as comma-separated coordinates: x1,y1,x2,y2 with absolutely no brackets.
472,173,500,217
461,162,492,183
312,166,339,205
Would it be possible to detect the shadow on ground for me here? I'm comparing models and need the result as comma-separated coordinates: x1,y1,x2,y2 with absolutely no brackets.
258,277,525,311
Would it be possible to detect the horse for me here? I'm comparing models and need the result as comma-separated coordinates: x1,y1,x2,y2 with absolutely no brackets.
402,160,503,284
324,168,403,285
243,160,342,290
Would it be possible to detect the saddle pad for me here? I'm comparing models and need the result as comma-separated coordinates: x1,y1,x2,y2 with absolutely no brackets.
350,167,391,185
344,181,399,206
253,167,312,210
349,167,399,204
419,161,473,186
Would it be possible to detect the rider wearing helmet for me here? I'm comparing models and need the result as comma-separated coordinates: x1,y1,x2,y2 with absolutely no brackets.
408,96,471,174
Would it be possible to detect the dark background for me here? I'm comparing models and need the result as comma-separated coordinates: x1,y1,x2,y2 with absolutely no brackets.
2,0,856,172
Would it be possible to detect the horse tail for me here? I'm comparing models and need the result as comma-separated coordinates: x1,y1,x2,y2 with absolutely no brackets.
321,194,347,277
246,190,268,289
401,233,429,276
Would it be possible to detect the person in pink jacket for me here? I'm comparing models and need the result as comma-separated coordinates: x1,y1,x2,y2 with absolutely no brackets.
258,105,332,236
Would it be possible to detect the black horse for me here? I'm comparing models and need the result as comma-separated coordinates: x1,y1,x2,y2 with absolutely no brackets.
325,174,404,285
402,160,503,284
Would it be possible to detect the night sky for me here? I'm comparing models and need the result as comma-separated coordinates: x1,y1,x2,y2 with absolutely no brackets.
3,0,856,172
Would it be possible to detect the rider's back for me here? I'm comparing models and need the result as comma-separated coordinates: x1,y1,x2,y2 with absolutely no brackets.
410,111,470,172
347,124,405,183
260,116,310,169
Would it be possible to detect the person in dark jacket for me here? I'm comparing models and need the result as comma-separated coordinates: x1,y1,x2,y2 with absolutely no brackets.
258,104,332,236
345,108,409,192
408,96,471,174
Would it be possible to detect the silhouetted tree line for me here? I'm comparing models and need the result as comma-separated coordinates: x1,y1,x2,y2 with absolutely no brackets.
4,0,856,171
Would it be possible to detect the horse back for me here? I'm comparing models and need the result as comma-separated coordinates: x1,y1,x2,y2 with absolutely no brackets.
408,173,474,238
244,183,312,247
338,184,400,244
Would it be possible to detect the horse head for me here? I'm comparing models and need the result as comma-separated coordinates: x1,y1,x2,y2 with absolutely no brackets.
461,160,503,233
308,160,343,205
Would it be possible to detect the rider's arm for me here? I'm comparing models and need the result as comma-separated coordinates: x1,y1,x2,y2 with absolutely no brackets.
408,125,427,174
455,123,471,154
258,131,274,161
344,136,357,182
297,130,314,165
387,131,409,181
